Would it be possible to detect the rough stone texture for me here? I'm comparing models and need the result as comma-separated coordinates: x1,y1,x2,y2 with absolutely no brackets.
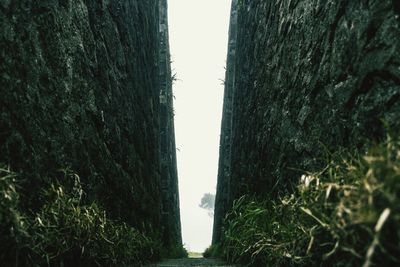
0,0,181,249
158,0,182,248
213,0,238,245
214,0,400,243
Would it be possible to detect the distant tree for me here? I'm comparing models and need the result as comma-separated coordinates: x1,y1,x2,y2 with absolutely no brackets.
199,193,215,217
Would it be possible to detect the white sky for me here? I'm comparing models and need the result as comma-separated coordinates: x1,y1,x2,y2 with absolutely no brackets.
168,0,232,252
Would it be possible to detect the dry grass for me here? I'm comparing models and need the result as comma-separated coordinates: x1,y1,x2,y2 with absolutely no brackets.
0,168,162,266
222,135,400,266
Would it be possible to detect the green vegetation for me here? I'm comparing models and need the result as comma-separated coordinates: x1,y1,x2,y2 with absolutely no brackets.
166,244,188,259
0,168,162,266
203,244,222,258
220,135,400,266
188,251,202,258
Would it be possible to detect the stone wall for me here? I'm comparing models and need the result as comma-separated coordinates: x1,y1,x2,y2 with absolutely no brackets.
213,0,238,245
158,0,182,248
0,0,181,249
214,0,400,243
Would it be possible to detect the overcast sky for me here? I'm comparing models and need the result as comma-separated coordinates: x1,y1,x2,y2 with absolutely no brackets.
168,0,232,252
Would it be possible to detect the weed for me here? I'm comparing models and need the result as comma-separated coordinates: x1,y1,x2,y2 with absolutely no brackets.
203,244,222,258
166,244,188,259
221,135,400,266
0,168,162,266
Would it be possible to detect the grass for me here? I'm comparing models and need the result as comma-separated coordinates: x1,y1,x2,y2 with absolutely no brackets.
0,168,163,266
188,251,203,258
219,134,400,266
166,244,188,259
203,244,222,258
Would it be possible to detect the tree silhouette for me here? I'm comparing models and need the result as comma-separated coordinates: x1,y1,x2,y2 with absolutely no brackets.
199,193,215,217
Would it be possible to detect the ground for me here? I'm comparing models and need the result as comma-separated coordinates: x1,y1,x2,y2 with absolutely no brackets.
147,258,238,267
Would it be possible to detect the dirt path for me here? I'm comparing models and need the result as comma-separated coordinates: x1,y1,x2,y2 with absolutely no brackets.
147,258,238,267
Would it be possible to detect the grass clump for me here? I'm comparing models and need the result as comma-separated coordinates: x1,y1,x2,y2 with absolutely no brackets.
222,135,400,266
166,244,188,259
0,168,162,266
203,244,222,258
0,167,28,264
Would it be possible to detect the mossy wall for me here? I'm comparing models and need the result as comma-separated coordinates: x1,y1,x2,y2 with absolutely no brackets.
214,0,400,244
0,0,181,249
